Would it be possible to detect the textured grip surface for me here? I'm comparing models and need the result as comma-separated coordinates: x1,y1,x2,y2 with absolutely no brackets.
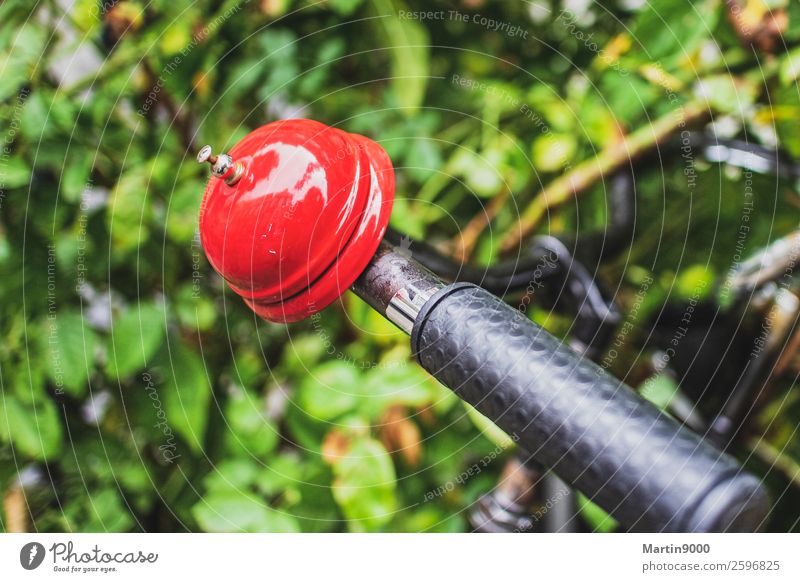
411,284,769,532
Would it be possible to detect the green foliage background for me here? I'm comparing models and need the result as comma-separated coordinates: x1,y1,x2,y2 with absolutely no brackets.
1,0,799,532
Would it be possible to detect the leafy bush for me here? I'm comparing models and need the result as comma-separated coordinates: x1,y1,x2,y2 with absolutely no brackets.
1,0,799,532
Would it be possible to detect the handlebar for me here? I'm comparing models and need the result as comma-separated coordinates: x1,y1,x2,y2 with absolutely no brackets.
196,120,775,532
354,241,769,532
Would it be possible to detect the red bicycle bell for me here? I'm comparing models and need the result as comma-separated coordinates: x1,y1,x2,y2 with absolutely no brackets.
197,119,395,322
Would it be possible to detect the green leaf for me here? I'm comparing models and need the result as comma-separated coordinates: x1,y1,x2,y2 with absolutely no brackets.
297,361,361,421
630,0,719,63
0,23,47,101
577,492,618,533
107,168,151,255
789,1,800,41
281,334,329,377
599,71,660,127
223,388,278,458
675,265,714,300
772,85,800,158
450,133,531,197
0,157,31,189
331,437,396,531
779,47,800,86
253,30,300,103
44,311,96,397
202,459,261,493
329,0,364,16
640,374,679,411
256,453,304,497
106,302,166,379
166,181,202,244
80,489,134,532
451,149,501,198
71,0,103,31
192,491,301,532
158,18,193,55
20,91,75,141
174,284,216,332
525,85,575,132
162,341,211,454
61,154,92,204
0,236,9,265
694,75,757,116
0,394,63,461
532,133,577,173
464,402,515,449
375,0,430,113
390,505,465,533
231,348,266,392
404,138,442,182
20,92,49,142
358,364,436,419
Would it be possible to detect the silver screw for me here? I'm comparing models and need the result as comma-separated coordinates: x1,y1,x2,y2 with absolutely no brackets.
197,145,215,164
197,145,244,186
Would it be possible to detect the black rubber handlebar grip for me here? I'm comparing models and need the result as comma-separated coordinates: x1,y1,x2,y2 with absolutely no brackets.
411,283,769,532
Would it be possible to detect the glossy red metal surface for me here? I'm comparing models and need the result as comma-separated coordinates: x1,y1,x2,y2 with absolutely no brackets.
199,119,394,322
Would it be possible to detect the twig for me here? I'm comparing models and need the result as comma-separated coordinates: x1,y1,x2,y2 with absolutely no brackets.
748,437,800,491
451,187,510,262
141,61,196,151
499,101,711,255
2,486,28,532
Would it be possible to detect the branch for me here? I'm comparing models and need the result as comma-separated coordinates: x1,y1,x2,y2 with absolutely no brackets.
451,187,510,262
498,101,711,255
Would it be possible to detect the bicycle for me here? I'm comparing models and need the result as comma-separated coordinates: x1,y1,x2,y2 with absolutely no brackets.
196,121,798,532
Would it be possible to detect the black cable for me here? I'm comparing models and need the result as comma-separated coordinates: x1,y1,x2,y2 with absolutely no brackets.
385,169,636,296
